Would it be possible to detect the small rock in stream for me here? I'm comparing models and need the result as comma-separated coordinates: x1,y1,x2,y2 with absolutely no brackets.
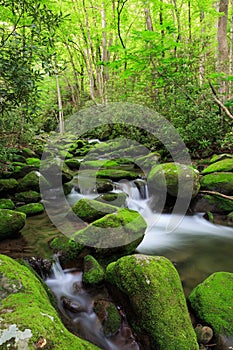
61,296,86,313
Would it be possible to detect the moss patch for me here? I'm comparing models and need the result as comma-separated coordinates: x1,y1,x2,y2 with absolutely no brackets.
72,198,119,223
200,172,233,195
188,272,233,336
0,254,100,350
203,194,233,213
0,179,18,194
15,203,44,216
148,162,200,198
0,209,26,240
0,199,15,210
15,190,41,203
82,255,105,284
202,158,233,174
106,254,198,350
96,169,140,181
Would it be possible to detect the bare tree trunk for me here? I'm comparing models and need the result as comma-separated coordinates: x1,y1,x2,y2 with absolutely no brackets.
199,12,205,86
55,74,64,135
144,7,153,31
217,0,229,95
229,0,233,96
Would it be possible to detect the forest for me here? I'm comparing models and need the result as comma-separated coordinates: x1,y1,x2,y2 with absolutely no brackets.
0,1,233,350
0,0,233,161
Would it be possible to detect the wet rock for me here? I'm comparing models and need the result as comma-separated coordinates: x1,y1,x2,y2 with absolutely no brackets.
194,324,213,344
93,300,121,336
25,257,52,279
0,254,100,350
71,198,119,223
61,296,86,313
82,255,105,285
188,272,233,336
0,209,26,240
106,254,199,350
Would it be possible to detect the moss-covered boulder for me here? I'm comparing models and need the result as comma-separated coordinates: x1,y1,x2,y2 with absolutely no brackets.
96,192,127,207
0,199,15,209
188,272,233,336
96,169,140,181
15,203,44,216
93,300,121,336
82,255,105,284
12,164,39,179
135,152,160,171
193,194,233,213
26,157,41,167
148,162,200,198
106,254,199,350
0,209,26,240
65,158,81,170
15,190,41,203
40,159,73,186
0,178,18,194
71,208,146,258
0,254,100,350
72,198,119,223
200,172,233,195
209,153,233,164
202,158,233,174
18,171,47,192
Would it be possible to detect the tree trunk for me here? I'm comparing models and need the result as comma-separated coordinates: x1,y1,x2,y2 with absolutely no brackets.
55,74,64,135
217,0,229,95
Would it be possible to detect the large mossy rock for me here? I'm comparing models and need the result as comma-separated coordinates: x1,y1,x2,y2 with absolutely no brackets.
106,254,199,350
202,158,233,174
71,208,147,257
200,172,233,195
209,154,233,164
0,199,15,210
0,209,26,240
96,169,140,181
15,203,44,216
148,162,200,198
0,178,18,194
193,194,233,213
0,254,100,350
188,272,233,336
96,192,127,207
18,171,44,192
72,198,119,223
15,190,41,203
82,255,105,285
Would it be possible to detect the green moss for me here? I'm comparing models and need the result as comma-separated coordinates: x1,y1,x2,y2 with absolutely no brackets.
0,254,100,350
0,209,26,240
71,208,146,254
203,194,233,212
200,172,233,195
49,236,83,261
209,154,233,164
96,192,127,207
148,162,200,198
96,169,140,180
72,198,119,223
202,158,233,174
64,158,81,170
135,152,160,170
0,179,18,194
106,254,198,350
82,255,105,284
15,203,44,216
26,158,41,167
15,190,41,203
18,171,41,192
0,199,15,210
188,272,233,336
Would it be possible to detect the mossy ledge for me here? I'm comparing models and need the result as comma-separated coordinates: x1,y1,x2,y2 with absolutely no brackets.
0,254,100,350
